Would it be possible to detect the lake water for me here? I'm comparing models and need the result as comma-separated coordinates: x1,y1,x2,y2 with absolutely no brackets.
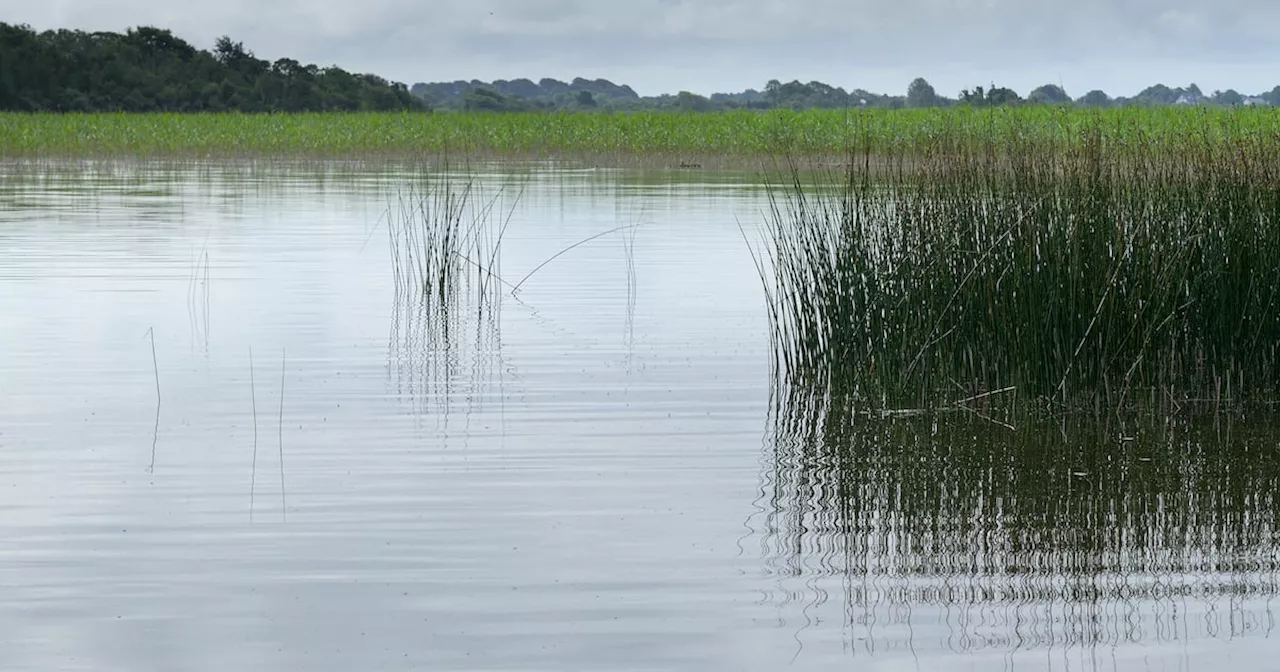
1,160,1277,671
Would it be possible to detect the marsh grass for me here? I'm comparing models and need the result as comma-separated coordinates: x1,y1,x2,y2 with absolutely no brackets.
758,115,1280,411
9,108,1280,163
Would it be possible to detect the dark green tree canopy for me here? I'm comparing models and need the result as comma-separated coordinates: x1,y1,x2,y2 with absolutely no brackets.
1027,84,1070,104
1076,90,1112,107
1213,89,1245,106
906,77,940,108
674,91,714,111
0,22,424,112
959,84,1021,107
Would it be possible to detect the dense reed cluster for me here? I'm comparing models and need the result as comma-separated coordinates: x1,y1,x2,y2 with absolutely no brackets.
758,113,1280,410
8,107,1280,160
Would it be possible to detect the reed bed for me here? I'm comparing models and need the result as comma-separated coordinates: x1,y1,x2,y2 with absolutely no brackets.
757,115,1280,411
8,108,1280,161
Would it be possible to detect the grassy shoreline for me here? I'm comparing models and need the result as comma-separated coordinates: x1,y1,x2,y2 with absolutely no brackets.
6,108,1280,163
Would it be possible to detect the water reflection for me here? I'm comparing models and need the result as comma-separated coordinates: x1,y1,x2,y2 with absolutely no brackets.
762,388,1280,661
387,290,503,418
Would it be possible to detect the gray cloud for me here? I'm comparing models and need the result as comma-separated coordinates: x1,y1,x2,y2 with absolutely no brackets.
6,0,1280,97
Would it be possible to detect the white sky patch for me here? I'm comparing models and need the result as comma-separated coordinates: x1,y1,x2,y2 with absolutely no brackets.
1157,9,1204,36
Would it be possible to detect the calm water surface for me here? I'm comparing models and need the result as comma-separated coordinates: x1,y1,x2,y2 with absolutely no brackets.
0,160,1277,671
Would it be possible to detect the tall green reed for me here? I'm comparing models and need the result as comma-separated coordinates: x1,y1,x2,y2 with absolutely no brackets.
386,172,512,308
386,171,517,412
759,113,1280,411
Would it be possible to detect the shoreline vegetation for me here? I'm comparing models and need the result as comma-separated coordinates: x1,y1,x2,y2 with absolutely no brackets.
6,107,1280,164
755,114,1280,413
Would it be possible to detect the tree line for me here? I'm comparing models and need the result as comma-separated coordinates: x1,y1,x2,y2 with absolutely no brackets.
415,76,1280,113
0,23,425,112
5,22,1273,116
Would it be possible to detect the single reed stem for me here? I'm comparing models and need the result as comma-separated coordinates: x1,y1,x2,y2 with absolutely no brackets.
278,348,287,522
249,346,258,521
147,327,160,473
512,223,644,294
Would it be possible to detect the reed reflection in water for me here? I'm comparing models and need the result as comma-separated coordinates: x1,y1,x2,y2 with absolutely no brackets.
759,390,1280,664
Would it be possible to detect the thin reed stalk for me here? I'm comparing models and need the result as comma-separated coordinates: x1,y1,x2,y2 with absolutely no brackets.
147,326,160,473
249,346,258,521
278,348,287,522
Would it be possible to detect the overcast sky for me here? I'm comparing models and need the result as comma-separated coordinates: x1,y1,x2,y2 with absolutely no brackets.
6,1,1280,98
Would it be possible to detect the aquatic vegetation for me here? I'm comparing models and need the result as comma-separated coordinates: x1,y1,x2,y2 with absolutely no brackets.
385,171,516,414
6,107,1280,161
756,113,1280,410
386,172,512,305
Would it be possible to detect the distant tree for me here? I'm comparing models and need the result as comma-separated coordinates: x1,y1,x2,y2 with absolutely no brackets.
126,27,196,61
213,36,250,67
575,90,597,108
764,79,783,106
674,90,715,112
1133,84,1177,106
757,79,852,109
1027,84,1070,105
463,87,525,112
1212,89,1244,106
987,85,1021,106
960,83,1020,107
906,77,939,108
959,85,986,105
1076,90,1111,107
495,78,541,99
803,80,851,108
711,88,768,109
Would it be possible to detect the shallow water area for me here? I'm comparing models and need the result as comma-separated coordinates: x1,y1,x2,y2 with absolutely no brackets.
0,159,1277,671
